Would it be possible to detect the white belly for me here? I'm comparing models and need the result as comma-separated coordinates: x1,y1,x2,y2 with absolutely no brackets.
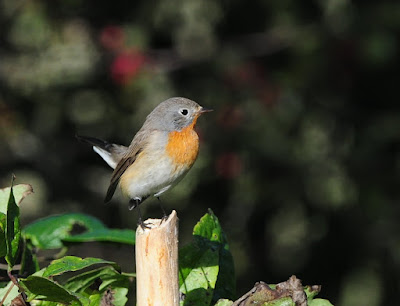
119,149,190,201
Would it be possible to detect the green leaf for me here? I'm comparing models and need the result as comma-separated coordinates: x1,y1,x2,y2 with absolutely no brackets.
214,246,235,302
63,228,136,245
214,299,233,306
180,210,235,305
0,182,32,260
180,246,219,305
88,293,101,305
19,276,83,304
43,256,118,277
0,212,6,257
5,181,21,269
179,242,218,287
305,285,321,301
0,281,20,305
19,240,40,276
34,302,60,306
64,266,122,292
210,211,235,302
309,299,334,306
23,213,106,249
85,287,129,306
0,184,33,214
64,266,129,305
99,279,129,306
193,209,225,244
304,285,333,306
264,297,294,305
108,287,129,306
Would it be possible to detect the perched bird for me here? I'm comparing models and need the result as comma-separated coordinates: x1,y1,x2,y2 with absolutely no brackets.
77,97,212,227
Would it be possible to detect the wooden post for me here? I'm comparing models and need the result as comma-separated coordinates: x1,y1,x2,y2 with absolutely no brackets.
135,210,179,306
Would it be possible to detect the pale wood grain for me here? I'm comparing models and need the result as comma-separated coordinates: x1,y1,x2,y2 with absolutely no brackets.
136,210,179,306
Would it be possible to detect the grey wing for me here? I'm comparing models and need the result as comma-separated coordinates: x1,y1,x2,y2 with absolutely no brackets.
104,130,149,203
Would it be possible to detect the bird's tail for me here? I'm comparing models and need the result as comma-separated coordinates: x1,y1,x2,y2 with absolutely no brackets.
76,135,112,149
76,135,127,169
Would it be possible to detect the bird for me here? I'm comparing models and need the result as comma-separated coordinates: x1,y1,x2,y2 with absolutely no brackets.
77,97,212,227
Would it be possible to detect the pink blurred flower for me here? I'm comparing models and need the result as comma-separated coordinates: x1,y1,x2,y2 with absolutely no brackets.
110,50,146,85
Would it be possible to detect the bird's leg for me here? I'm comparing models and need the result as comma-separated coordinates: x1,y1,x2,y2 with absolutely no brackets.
129,198,150,230
128,198,138,210
137,206,151,230
157,197,168,224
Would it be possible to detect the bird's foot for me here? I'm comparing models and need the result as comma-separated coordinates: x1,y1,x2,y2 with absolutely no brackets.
159,214,168,225
138,218,151,230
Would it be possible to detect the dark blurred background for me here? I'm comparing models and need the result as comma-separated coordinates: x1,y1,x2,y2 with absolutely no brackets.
1,0,399,304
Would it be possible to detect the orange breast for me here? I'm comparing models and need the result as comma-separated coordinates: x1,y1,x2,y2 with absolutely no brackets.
166,120,199,168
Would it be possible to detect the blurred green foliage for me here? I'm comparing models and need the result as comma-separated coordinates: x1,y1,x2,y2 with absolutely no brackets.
0,0,399,304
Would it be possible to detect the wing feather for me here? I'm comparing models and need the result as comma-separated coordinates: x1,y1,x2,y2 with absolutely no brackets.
104,130,149,203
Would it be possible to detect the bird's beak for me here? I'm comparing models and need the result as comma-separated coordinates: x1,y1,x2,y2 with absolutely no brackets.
199,107,213,114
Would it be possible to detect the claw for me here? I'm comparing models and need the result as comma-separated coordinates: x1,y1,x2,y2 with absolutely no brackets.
138,218,151,230
159,214,168,225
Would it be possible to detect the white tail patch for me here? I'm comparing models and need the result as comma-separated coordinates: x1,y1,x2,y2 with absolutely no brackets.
93,147,118,169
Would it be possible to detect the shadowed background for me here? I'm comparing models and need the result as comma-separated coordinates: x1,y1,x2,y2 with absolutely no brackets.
1,0,399,304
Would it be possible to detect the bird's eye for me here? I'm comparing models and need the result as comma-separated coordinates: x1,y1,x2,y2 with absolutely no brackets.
180,109,189,116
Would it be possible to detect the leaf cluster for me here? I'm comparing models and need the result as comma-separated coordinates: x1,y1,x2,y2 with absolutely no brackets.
0,179,133,305
0,181,332,305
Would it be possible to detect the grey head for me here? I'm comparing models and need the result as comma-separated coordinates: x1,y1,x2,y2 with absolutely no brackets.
142,97,211,132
